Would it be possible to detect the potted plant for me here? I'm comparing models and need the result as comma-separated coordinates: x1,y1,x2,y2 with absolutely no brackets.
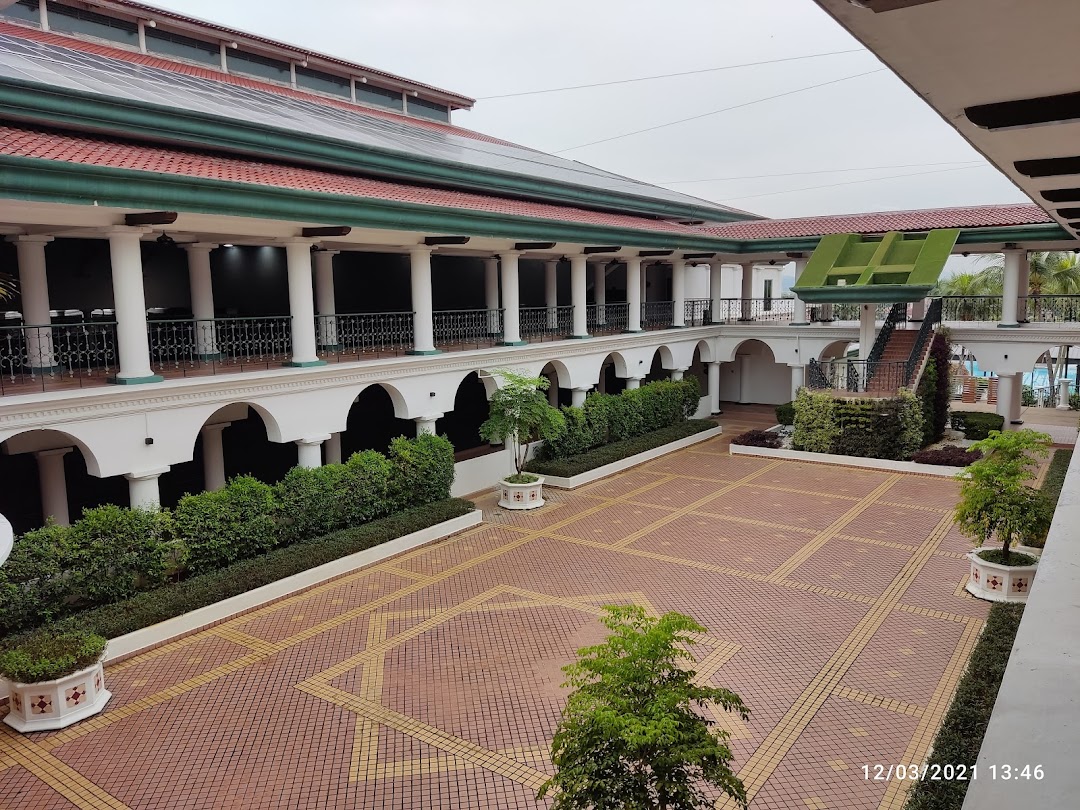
954,429,1053,602
479,369,565,510
1,631,112,732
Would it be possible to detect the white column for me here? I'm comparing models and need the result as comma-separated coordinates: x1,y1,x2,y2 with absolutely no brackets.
1058,376,1072,410
570,255,589,338
739,262,754,320
671,259,686,327
499,251,523,344
13,235,55,370
36,448,72,526
1000,249,1022,328
791,259,809,326
1010,371,1023,421
325,432,342,465
789,364,805,401
625,257,642,332
409,247,438,353
547,378,559,406
709,262,723,324
185,243,219,358
708,362,721,413
910,298,927,321
544,259,559,329
626,375,644,391
1017,256,1030,323
414,414,442,436
314,249,339,348
641,261,649,303
997,374,1016,423
201,423,229,492
126,469,166,510
671,367,687,381
108,228,161,383
295,435,329,468
571,386,590,407
593,262,607,324
485,257,501,334
283,239,323,365
859,304,876,360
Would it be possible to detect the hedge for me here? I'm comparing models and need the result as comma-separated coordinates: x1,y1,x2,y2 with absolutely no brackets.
525,420,715,478
792,388,924,460
775,401,795,426
903,603,1025,810
916,334,951,445
950,411,1005,440
1025,448,1073,549
0,433,456,637
0,631,107,683
536,378,700,462
0,498,475,649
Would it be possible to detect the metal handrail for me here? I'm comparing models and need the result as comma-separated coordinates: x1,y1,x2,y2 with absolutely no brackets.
864,302,907,388
433,308,503,349
317,311,413,358
520,306,573,341
587,303,630,335
904,298,942,386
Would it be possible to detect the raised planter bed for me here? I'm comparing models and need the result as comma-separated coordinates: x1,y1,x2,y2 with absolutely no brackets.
730,443,968,477
966,550,1038,603
497,476,545,510
5,659,111,732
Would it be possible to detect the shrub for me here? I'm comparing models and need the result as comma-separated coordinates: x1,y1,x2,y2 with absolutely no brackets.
950,411,1005,440
525,421,714,478
0,631,107,683
775,401,795,426
175,476,278,575
793,389,923,460
1022,385,1037,407
912,446,982,467
904,603,1024,810
732,429,782,449
386,433,456,510
791,389,840,453
917,335,951,445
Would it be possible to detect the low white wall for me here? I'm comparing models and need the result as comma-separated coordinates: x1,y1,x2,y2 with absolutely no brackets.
730,443,967,477
693,395,710,419
451,441,543,498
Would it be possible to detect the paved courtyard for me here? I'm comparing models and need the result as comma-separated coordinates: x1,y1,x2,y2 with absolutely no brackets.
0,410,989,810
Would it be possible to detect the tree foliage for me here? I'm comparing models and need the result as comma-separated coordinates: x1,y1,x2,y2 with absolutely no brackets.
478,369,565,476
539,605,749,810
953,429,1052,562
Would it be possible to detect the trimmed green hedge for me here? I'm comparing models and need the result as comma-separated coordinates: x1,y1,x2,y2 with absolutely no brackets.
1025,448,1073,549
525,420,715,478
950,411,1005,440
0,499,475,649
0,631,107,683
536,378,701,461
775,401,795,426
0,434,456,636
792,389,924,460
903,603,1025,810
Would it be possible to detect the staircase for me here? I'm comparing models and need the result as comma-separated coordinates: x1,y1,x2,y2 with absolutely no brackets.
866,329,921,393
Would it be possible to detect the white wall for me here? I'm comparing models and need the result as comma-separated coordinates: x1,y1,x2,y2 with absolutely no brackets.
717,342,790,405
718,263,787,300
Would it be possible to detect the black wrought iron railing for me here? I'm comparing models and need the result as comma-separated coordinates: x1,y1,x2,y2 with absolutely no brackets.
904,297,942,386
0,321,118,394
587,303,630,335
433,309,503,350
317,312,413,359
147,316,293,374
520,306,573,341
806,357,909,394
864,303,908,374
1022,295,1080,323
684,299,712,326
642,301,675,330
940,296,1002,322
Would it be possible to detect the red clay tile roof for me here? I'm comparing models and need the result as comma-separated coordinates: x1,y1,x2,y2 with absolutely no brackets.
704,203,1054,240
0,125,709,238
0,21,507,147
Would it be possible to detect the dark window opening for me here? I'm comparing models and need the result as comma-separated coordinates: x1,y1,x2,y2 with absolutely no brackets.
355,81,403,110
1056,207,1080,220
228,49,291,84
967,91,1080,130
0,0,39,25
296,65,350,99
1040,188,1080,203
48,2,138,45
407,95,450,122
145,28,220,66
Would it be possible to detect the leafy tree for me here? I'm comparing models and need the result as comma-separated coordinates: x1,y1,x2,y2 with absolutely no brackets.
953,429,1053,563
539,605,749,810
478,369,565,480
0,272,14,301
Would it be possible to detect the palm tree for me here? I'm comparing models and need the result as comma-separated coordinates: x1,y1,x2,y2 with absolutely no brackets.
0,272,15,302
935,271,1000,319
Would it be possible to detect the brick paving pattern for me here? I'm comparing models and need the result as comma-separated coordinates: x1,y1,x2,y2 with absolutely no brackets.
0,405,989,809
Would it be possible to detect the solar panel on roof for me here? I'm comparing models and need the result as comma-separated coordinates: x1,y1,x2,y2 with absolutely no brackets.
0,32,744,218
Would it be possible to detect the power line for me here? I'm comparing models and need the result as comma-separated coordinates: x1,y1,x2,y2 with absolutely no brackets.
716,164,990,203
657,160,984,184
553,68,887,153
475,49,868,100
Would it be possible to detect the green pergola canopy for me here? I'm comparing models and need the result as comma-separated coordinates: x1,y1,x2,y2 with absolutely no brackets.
792,229,959,303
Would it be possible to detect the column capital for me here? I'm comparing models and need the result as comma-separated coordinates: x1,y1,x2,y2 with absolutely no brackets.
103,225,152,238
201,421,232,434
34,447,73,459
313,248,340,258
10,234,54,245
408,245,434,257
544,258,560,267
295,435,332,446
413,413,444,423
498,250,522,260
625,375,646,381
124,466,170,481
572,385,593,393
277,236,318,248
185,242,218,252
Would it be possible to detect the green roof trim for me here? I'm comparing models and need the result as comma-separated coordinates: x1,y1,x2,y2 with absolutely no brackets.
792,229,959,303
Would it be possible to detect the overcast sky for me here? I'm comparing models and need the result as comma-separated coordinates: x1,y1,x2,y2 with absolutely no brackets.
152,0,1029,223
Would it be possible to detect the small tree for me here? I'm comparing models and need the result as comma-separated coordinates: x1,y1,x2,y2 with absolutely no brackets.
954,429,1053,563
478,369,565,481
539,605,749,810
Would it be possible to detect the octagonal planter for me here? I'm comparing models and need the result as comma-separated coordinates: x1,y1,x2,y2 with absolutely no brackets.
965,550,1038,603
498,476,545,510
4,659,111,732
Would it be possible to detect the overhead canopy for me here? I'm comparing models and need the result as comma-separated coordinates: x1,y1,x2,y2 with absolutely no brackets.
792,229,959,303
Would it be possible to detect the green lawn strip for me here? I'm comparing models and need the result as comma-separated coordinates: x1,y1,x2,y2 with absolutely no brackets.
1,498,475,648
524,420,715,478
903,603,1025,810
1024,448,1073,549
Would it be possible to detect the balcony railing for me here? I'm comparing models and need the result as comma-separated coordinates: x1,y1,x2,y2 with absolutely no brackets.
642,301,674,330
0,321,118,394
317,312,413,359
940,296,1002,322
684,299,712,327
807,358,910,395
520,306,573,341
587,303,630,335
1022,295,1080,323
148,316,293,375
433,309,503,350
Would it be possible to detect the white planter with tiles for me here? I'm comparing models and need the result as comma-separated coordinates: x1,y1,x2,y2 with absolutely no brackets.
497,476,546,510
4,658,111,732
965,550,1038,603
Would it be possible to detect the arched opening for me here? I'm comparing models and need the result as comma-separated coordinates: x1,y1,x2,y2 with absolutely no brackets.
643,348,670,383
541,362,572,408
689,344,708,393
819,340,856,362
599,353,628,395
0,429,120,534
340,384,414,458
719,339,789,405
436,372,492,459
